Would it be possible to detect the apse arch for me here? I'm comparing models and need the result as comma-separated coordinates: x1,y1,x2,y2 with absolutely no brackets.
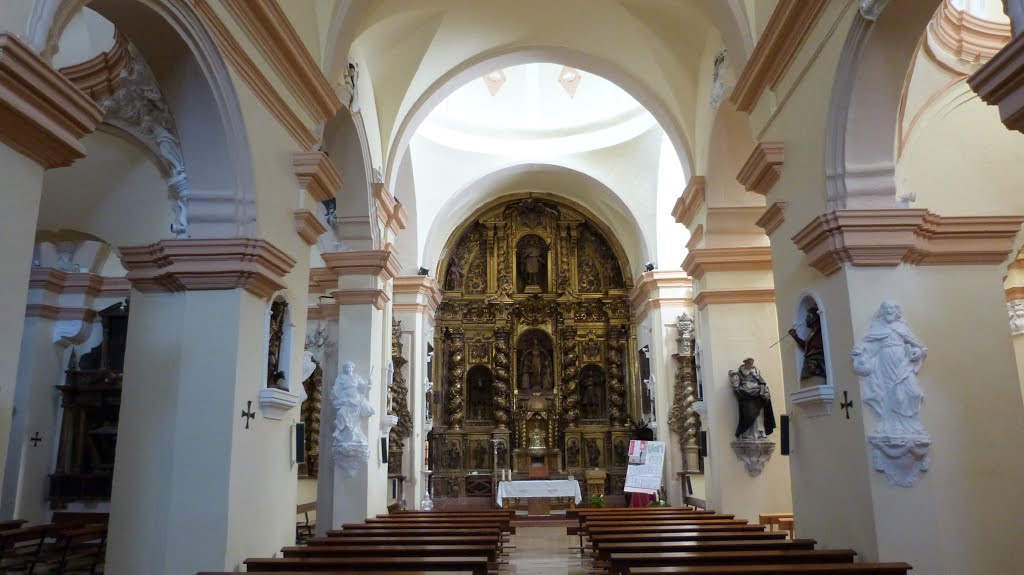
421,164,651,281
384,46,695,195
30,0,258,237
825,0,942,210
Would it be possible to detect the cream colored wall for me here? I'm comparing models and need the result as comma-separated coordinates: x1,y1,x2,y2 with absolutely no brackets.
52,8,114,69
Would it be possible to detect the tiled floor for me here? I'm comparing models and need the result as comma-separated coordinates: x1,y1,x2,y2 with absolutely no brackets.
508,525,589,575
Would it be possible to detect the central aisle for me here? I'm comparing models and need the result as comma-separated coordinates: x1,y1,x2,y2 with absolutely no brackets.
509,524,586,575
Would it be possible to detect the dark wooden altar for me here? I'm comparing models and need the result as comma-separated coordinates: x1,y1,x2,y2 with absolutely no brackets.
430,197,638,501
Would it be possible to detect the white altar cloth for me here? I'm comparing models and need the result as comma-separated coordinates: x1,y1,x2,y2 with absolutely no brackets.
496,480,582,506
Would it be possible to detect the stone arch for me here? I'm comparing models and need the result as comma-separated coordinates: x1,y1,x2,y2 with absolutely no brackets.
30,0,258,237
384,45,696,194
322,111,380,251
825,0,943,210
422,164,650,279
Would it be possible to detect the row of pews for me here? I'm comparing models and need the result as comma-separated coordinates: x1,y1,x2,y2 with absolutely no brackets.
571,506,913,575
200,509,514,574
0,512,108,574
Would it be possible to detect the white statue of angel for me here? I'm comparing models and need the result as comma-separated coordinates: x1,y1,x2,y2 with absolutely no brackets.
331,361,376,476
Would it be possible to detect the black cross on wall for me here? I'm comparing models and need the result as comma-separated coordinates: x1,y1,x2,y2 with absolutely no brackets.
29,432,42,447
840,391,854,420
241,401,255,429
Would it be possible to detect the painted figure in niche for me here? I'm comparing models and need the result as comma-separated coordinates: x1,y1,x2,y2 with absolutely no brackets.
852,301,928,437
331,361,375,477
580,368,606,419
267,300,288,390
789,306,827,386
496,441,508,468
473,441,488,468
729,358,776,440
566,439,580,467
519,338,551,390
586,438,601,468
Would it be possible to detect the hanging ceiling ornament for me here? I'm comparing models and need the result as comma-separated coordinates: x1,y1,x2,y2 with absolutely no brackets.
483,69,507,96
559,66,582,98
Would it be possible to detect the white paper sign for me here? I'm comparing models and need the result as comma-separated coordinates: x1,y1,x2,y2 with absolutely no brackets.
624,440,665,494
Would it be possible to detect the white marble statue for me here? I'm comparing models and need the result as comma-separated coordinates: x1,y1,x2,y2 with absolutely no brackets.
1010,300,1024,336
331,361,376,477
852,301,931,486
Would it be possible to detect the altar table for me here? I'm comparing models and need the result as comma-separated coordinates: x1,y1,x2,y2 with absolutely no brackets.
496,479,582,507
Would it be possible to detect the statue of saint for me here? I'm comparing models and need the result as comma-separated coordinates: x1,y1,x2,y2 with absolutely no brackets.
331,361,376,476
729,358,776,440
789,306,827,386
566,439,580,467
852,301,928,437
519,340,549,390
580,370,604,418
528,426,546,449
586,438,601,468
517,236,548,291
468,369,492,419
496,441,508,468
473,442,488,468
446,259,464,291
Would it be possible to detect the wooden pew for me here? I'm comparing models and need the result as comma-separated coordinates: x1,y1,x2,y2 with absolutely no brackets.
243,555,490,575
571,513,737,536
329,526,502,537
629,564,912,574
588,525,770,536
607,549,856,574
296,501,316,543
589,532,790,548
592,539,818,561
33,523,107,575
365,515,513,533
568,507,697,518
282,543,499,562
307,535,501,547
0,523,53,572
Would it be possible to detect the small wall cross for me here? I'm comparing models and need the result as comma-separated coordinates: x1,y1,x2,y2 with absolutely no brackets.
241,401,256,429
840,391,854,419
29,432,42,447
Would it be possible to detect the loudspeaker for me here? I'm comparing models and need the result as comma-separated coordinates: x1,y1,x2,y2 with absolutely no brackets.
780,415,790,456
699,431,708,458
381,437,389,464
295,422,306,465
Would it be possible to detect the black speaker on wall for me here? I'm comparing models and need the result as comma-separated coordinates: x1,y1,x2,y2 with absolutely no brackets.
699,431,708,458
780,415,790,456
295,422,306,465
381,437,389,464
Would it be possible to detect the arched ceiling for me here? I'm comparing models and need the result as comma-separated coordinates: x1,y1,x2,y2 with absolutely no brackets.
343,0,724,188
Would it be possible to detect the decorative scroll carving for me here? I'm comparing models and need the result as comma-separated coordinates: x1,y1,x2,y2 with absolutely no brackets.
446,329,466,429
668,313,700,470
493,328,512,428
99,42,190,236
606,331,627,426
561,326,580,426
389,320,412,465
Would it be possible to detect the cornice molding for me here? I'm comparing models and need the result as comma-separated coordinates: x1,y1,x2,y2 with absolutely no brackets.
58,32,129,101
393,275,443,313
293,151,342,203
222,0,341,123
28,268,131,298
0,33,102,168
119,238,296,298
671,176,706,229
792,210,1024,276
373,183,408,234
694,289,776,310
307,302,339,320
193,0,318,150
685,224,704,251
308,266,336,293
968,33,1024,133
25,304,98,322
629,270,692,310
931,0,1010,64
730,0,828,112
756,202,789,236
293,208,328,245
321,244,402,281
330,288,389,310
737,142,785,196
682,247,774,279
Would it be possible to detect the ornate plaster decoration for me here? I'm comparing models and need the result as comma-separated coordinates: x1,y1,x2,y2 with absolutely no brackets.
710,50,728,110
331,361,376,477
98,43,190,236
853,301,931,487
668,313,701,471
929,0,1011,68
1009,300,1024,335
731,438,775,476
859,0,890,21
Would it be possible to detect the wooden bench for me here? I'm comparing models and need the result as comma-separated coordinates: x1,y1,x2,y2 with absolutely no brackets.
0,523,54,572
33,523,107,575
307,535,502,547
330,526,502,537
366,516,513,532
589,532,790,547
607,549,856,574
296,501,316,543
592,539,818,561
628,564,912,574
243,555,490,575
282,543,499,562
569,507,696,518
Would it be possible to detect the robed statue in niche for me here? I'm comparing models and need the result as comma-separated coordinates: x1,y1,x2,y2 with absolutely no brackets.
518,331,553,391
517,235,548,292
466,365,494,420
579,364,607,419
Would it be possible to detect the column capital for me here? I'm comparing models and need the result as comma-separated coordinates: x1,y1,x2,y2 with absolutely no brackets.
755,202,788,236
671,176,705,228
628,270,693,321
292,151,342,203
792,209,1024,276
392,275,442,315
329,288,389,310
737,141,785,197
321,244,401,281
293,208,328,245
28,268,131,299
681,246,773,279
119,238,296,298
0,33,102,168
373,183,408,235
693,288,775,310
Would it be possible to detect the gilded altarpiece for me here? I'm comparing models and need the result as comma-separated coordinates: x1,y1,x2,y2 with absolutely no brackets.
431,198,638,500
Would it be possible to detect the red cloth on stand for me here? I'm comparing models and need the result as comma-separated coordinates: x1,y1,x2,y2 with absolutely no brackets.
629,492,656,507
